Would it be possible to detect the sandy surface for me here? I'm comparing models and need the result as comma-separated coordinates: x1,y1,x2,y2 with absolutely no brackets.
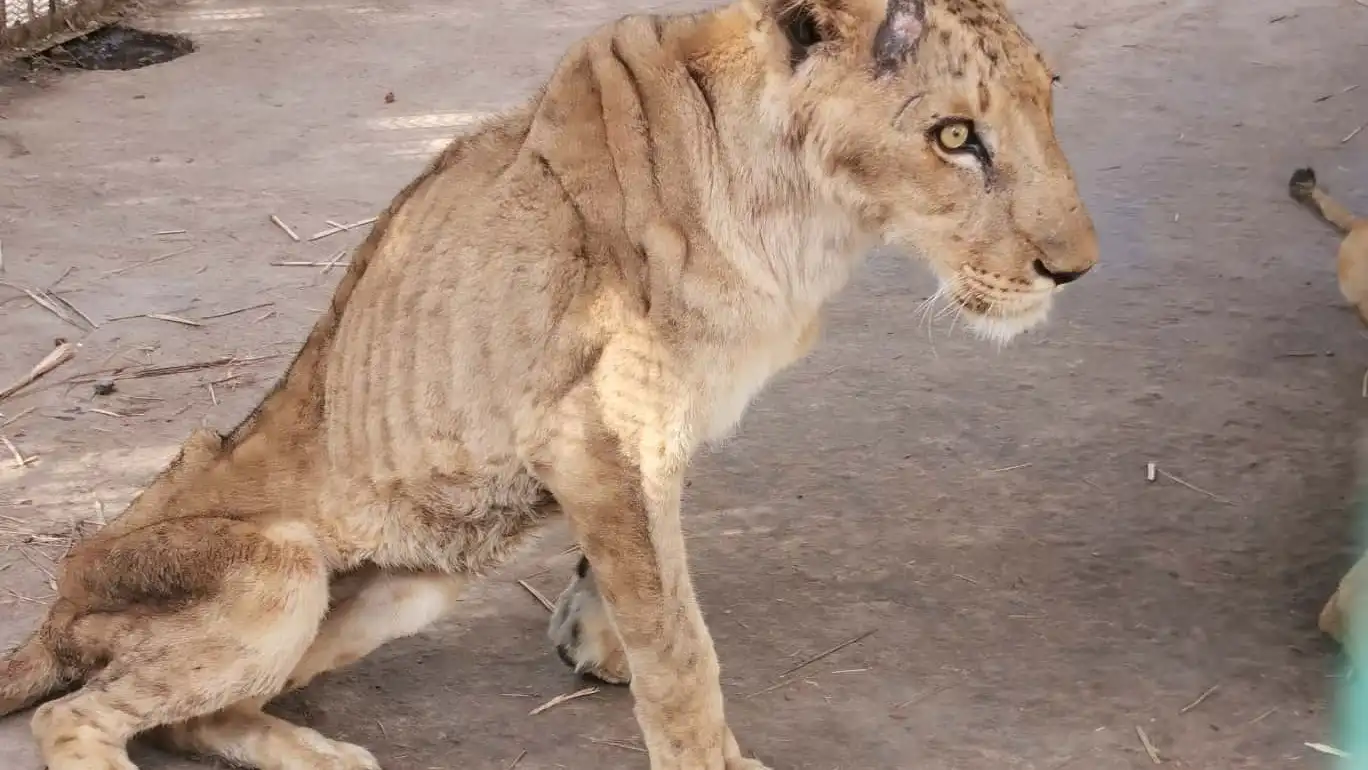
2,0,1367,767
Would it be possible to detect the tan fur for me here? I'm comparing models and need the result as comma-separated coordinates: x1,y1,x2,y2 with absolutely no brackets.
1289,167,1368,326
1289,169,1368,652
0,2,1096,768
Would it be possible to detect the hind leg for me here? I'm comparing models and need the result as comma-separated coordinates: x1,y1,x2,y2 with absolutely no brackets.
549,554,631,684
32,519,332,770
280,567,468,693
158,568,465,769
160,705,379,770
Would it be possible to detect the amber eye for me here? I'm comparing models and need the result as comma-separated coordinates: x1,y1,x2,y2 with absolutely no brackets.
936,121,973,151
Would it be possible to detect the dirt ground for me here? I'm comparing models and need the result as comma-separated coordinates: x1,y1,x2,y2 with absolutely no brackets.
1,0,1367,767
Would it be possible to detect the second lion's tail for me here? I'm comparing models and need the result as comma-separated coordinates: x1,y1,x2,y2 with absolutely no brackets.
0,629,67,717
1290,167,1362,233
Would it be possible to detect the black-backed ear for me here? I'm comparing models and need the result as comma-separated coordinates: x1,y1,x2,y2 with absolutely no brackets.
873,0,926,75
778,1,827,69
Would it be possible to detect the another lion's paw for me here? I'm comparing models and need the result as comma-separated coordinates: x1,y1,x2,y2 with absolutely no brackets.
548,555,631,685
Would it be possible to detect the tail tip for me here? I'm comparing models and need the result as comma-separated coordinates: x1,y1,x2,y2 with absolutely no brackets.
1289,166,1317,201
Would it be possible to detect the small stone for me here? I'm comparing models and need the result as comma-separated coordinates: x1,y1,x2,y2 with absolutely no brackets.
93,379,117,396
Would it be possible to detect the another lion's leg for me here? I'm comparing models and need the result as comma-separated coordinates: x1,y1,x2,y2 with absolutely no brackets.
278,567,468,694
538,425,766,770
161,705,379,770
549,554,631,684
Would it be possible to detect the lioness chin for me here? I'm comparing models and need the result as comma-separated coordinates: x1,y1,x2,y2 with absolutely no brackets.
0,1,1096,768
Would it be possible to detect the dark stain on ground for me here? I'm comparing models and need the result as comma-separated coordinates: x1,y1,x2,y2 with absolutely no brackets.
28,25,194,71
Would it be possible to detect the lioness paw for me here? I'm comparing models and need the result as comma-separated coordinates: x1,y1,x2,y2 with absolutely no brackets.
548,555,631,685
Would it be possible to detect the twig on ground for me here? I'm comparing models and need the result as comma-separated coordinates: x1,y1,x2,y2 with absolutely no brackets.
517,579,555,613
154,229,187,236
307,216,378,242
1134,726,1162,764
1246,707,1276,724
321,249,348,274
1156,468,1234,505
0,280,97,331
201,302,274,320
505,749,527,769
62,354,280,385
1179,684,1219,714
776,629,877,680
1,435,34,468
0,406,36,430
0,340,75,403
586,738,647,753
85,408,126,419
144,313,204,327
272,261,354,267
1306,742,1349,758
988,463,1031,473
1315,84,1360,103
529,686,599,716
1344,119,1368,144
269,214,301,241
103,245,195,277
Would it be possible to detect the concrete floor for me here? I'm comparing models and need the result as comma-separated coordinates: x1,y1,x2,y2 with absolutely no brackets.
1,0,1367,767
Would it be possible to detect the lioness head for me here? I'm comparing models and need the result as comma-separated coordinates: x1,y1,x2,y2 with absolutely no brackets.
745,0,1099,341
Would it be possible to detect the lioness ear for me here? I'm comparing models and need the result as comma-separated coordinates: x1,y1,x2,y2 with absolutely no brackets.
873,0,926,74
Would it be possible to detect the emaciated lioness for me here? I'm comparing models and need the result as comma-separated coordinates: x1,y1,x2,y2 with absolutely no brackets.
0,0,1098,767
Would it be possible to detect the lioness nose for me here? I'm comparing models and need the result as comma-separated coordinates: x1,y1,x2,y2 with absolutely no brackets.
1032,258,1091,285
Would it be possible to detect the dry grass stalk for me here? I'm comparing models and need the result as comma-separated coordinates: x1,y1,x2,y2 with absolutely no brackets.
0,406,37,430
64,353,280,386
1134,726,1161,764
144,313,204,327
1,435,34,468
272,261,354,268
201,302,273,320
505,749,527,769
103,245,196,277
776,629,877,679
1343,120,1367,144
1179,684,1219,714
528,686,599,716
269,214,301,241
1305,742,1349,758
208,384,219,406
1156,468,1233,505
154,229,187,236
307,216,378,242
0,280,97,331
321,249,348,274
85,408,126,419
0,339,75,403
587,737,647,753
747,629,878,698
517,579,555,613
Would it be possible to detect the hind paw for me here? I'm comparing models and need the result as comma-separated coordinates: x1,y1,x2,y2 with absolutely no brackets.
548,555,631,685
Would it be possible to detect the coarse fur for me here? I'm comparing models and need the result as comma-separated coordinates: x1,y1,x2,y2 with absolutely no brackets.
0,1,1097,768
1289,167,1368,325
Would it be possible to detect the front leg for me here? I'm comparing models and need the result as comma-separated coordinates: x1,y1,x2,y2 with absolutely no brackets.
537,423,767,770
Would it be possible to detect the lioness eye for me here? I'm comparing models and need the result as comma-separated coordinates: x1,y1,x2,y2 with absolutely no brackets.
936,120,973,152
